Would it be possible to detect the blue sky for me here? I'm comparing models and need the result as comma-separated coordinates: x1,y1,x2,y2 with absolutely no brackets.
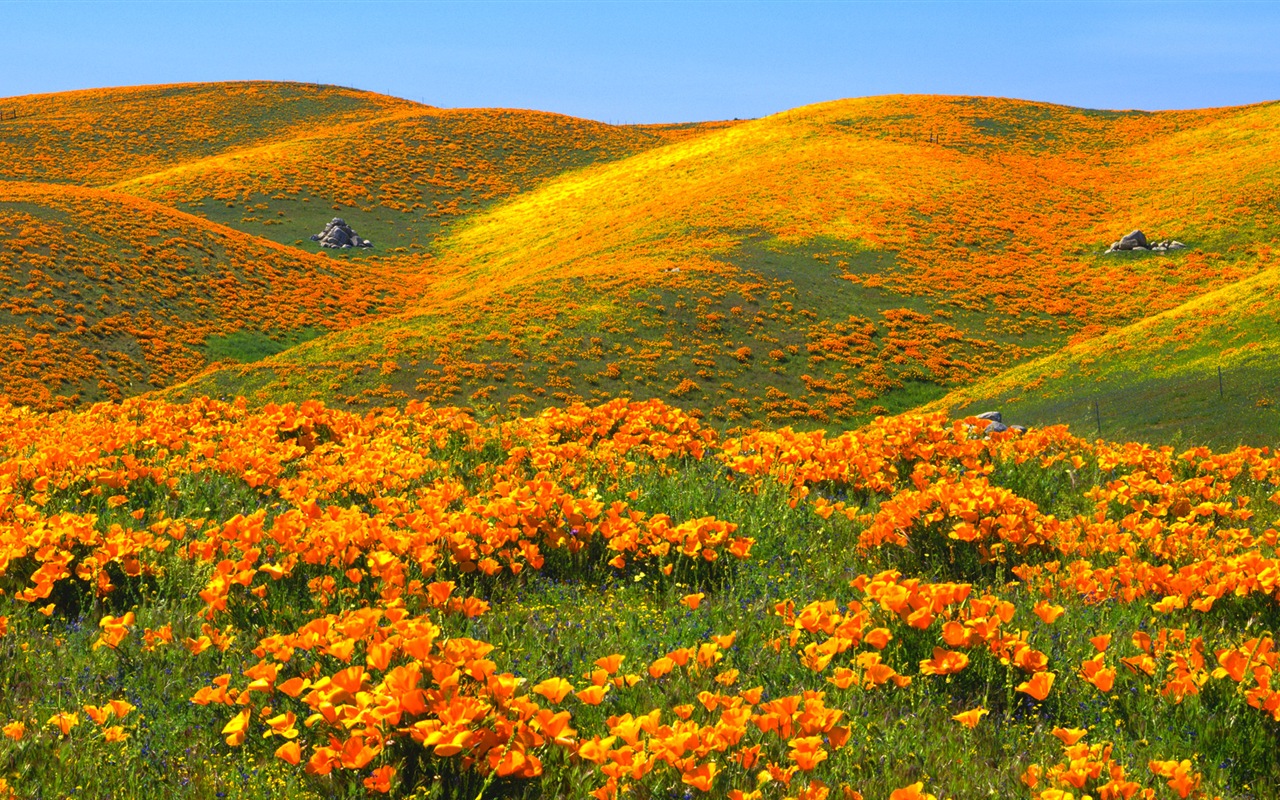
4,1,1278,123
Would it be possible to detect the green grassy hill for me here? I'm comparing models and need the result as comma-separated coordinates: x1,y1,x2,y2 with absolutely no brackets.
931,252,1280,448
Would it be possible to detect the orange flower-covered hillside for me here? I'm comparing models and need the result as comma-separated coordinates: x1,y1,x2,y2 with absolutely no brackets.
0,181,405,409
174,94,1280,428
1,396,1279,798
933,244,1280,446
0,82,734,411
0,81,418,186
111,105,738,252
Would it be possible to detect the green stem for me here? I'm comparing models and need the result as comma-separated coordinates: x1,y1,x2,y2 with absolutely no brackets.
473,722,519,800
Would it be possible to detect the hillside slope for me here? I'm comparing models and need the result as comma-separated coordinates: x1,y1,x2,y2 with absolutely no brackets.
0,82,737,409
110,106,735,252
0,81,417,185
0,181,415,409
175,95,1280,427
931,251,1280,447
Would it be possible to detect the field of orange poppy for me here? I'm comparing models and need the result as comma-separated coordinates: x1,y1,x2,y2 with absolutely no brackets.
1,396,1279,798
2,80,1280,798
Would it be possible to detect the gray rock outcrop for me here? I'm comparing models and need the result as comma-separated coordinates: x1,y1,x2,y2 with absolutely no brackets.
1105,229,1186,254
310,218,373,249
970,409,1028,438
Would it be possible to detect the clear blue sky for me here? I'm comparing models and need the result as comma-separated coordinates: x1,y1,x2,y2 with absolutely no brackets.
4,1,1278,123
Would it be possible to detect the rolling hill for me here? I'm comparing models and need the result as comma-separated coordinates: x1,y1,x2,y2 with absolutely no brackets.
0,82,734,408
169,94,1280,434
0,81,417,185
0,180,397,409
111,105,735,253
3,81,1279,443
932,248,1280,446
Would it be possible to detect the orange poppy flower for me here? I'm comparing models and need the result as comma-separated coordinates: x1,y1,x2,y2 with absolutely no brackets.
533,677,575,704
951,707,987,728
575,685,608,705
106,700,135,719
1032,601,1065,624
275,740,302,765
103,725,129,743
594,654,625,674
648,657,676,679
919,647,969,676
1080,654,1116,693
1017,671,1055,702
47,712,79,736
711,631,737,648
363,765,395,793
1051,727,1087,746
681,761,719,792
277,676,310,697
864,628,892,649
889,782,937,800
789,736,828,771
827,668,858,689
221,709,250,747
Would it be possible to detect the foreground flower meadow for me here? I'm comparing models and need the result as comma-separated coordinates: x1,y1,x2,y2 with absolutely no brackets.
1,396,1278,798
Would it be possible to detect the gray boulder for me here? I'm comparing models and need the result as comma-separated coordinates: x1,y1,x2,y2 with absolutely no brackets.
968,409,1028,436
1120,230,1148,249
311,218,374,249
1106,231,1189,255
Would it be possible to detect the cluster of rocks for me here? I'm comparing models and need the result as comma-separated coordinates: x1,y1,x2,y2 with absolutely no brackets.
310,218,373,249
976,410,1026,436
1104,230,1185,254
